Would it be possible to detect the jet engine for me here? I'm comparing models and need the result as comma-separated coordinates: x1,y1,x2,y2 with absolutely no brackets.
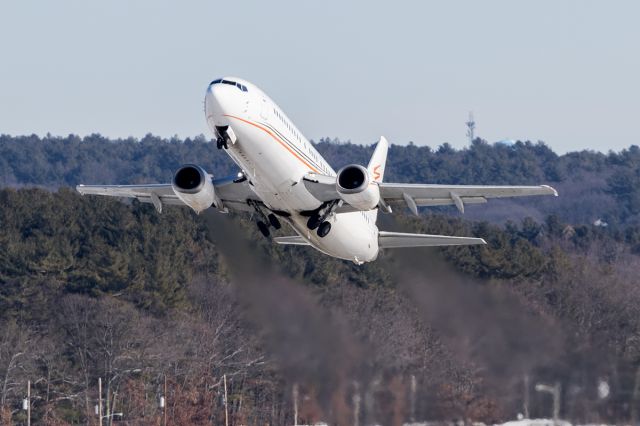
172,164,216,213
336,164,380,210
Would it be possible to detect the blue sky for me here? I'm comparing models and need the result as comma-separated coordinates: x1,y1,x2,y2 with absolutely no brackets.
0,0,638,153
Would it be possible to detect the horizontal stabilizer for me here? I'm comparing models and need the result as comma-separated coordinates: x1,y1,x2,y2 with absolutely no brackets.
378,231,486,248
274,235,310,246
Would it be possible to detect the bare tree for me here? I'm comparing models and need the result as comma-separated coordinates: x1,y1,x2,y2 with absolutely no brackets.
0,319,36,424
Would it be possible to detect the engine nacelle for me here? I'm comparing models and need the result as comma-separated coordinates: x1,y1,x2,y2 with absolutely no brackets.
172,164,216,213
336,164,380,210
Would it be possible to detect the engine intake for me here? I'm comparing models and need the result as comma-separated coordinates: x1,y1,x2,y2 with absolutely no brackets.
174,165,205,193
336,164,380,210
337,165,368,192
172,164,216,213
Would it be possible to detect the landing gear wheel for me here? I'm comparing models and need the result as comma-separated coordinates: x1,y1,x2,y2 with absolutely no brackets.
267,213,281,230
307,215,321,230
216,137,228,150
317,221,331,238
257,221,270,238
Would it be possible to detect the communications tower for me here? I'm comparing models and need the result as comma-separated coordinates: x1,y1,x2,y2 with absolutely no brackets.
466,112,475,144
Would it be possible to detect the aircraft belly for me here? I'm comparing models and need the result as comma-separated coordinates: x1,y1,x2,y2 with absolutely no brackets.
221,116,377,263
288,212,379,263
227,120,323,212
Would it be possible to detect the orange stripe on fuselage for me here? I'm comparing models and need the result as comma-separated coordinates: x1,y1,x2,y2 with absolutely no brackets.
223,114,319,173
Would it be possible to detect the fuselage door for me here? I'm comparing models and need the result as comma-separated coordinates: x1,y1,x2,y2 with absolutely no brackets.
260,98,269,120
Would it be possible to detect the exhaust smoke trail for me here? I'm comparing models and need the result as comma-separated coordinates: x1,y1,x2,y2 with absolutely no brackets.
201,211,567,422
202,212,361,423
380,216,566,417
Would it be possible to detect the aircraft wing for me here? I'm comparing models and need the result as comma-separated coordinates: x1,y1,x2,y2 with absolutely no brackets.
303,173,557,214
76,175,258,213
378,182,558,214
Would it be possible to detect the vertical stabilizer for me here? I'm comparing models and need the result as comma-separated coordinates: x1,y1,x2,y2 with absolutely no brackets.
368,136,389,222
368,136,389,183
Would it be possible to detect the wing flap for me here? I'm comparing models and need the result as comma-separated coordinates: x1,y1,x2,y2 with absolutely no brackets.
76,183,177,199
378,231,486,248
380,183,557,200
386,196,488,208
380,183,557,214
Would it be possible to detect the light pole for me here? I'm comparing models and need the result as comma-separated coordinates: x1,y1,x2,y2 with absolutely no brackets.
98,377,103,426
223,374,229,426
22,380,31,426
535,382,561,422
292,383,299,426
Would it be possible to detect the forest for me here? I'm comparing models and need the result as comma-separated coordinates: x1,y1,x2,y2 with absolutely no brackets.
1,134,640,425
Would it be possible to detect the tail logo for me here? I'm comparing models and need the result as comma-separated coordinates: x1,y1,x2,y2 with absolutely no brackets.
373,165,382,181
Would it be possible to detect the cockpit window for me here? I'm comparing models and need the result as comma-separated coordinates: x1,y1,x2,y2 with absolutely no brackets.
210,79,248,92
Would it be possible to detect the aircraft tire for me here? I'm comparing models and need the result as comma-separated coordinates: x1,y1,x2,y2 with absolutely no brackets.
317,221,331,238
257,221,270,238
307,215,321,230
268,214,281,229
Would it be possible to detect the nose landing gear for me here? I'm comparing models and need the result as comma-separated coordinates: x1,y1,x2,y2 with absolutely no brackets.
215,125,236,150
216,137,228,150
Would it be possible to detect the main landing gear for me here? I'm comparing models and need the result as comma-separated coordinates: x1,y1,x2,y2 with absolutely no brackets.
305,200,340,238
268,213,281,229
249,200,281,239
317,221,331,238
256,220,270,238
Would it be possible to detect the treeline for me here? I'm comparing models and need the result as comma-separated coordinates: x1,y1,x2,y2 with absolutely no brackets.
2,133,640,225
2,188,640,424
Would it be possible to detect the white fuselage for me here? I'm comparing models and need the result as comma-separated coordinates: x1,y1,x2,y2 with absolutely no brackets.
204,77,378,263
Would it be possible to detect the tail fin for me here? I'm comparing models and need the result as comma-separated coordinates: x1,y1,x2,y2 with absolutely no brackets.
368,136,389,183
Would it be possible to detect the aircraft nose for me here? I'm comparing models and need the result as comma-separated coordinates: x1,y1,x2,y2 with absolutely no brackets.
205,83,225,120
205,80,246,122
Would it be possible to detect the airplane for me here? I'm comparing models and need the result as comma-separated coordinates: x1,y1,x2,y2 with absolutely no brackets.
77,77,558,264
